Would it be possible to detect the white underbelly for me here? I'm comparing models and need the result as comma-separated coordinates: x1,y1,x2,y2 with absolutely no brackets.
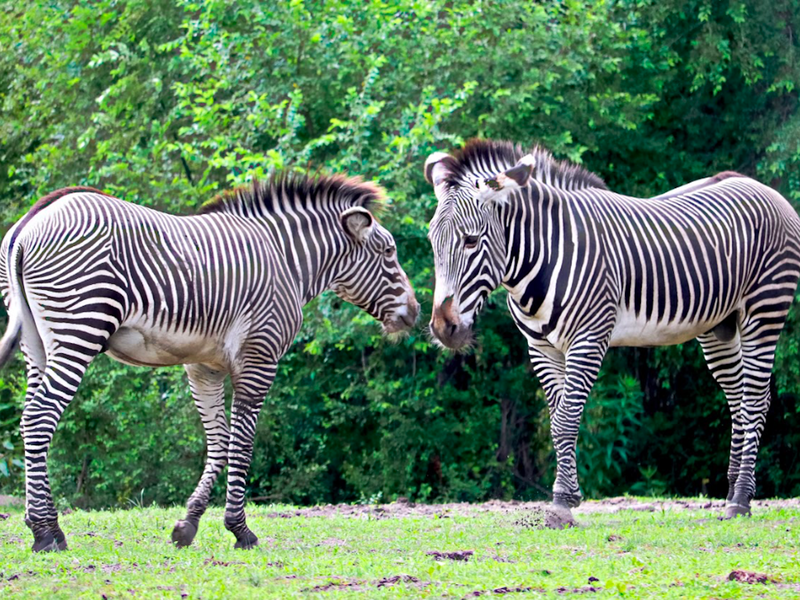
609,309,713,347
106,326,224,368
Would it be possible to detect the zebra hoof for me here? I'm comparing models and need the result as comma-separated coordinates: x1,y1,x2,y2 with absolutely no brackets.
544,505,577,530
55,529,68,551
233,530,259,550
723,504,751,519
171,520,198,548
31,531,68,553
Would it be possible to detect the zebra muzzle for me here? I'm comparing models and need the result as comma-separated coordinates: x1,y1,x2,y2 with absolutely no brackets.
384,296,420,333
431,298,471,349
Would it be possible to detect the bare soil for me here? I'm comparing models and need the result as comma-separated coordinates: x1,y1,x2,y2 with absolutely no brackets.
727,570,775,584
261,496,800,520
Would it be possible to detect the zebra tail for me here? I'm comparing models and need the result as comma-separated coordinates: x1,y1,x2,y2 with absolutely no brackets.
0,243,26,368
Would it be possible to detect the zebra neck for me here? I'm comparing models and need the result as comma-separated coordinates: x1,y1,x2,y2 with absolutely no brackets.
256,209,345,306
500,186,562,316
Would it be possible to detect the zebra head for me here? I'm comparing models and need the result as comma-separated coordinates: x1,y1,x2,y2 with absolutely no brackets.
424,149,533,349
331,203,420,335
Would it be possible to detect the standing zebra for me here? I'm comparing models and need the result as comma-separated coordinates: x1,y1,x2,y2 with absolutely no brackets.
0,173,419,552
424,139,800,527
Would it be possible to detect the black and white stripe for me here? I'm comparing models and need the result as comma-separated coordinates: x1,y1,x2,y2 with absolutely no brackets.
426,139,800,524
0,173,419,552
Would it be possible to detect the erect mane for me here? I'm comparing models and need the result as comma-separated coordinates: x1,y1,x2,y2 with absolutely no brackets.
200,172,387,218
446,138,607,191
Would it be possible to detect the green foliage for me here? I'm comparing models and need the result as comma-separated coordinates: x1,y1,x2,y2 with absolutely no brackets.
578,369,645,498
1,0,800,507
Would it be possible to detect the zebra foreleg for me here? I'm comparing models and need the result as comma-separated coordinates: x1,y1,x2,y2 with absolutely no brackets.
223,364,275,549
527,341,576,529
172,364,229,548
549,338,609,527
697,331,744,505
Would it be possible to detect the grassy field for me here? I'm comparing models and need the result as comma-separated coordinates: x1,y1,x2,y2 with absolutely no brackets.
0,497,798,598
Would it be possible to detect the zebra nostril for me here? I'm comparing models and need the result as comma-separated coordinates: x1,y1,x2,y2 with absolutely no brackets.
445,319,458,337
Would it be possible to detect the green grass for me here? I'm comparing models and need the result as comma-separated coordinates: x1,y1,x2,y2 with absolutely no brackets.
0,499,798,598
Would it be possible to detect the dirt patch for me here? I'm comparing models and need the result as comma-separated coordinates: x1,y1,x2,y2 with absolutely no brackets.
727,570,775,584
301,574,425,592
254,497,800,520
302,579,364,592
556,586,601,594
513,507,547,529
488,555,516,563
155,585,188,598
316,537,348,547
376,575,421,588
203,556,246,567
79,564,135,574
465,586,544,597
427,550,474,561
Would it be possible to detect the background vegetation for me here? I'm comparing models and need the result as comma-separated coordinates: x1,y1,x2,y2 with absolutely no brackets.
1,0,799,509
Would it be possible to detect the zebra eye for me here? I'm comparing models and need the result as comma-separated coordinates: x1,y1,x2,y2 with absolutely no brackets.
463,234,479,249
384,245,396,258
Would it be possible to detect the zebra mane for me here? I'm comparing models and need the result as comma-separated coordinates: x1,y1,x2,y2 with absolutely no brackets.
446,139,607,191
200,172,387,218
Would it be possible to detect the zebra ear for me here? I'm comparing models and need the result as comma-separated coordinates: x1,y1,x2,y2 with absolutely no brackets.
504,162,533,187
424,152,453,186
483,158,534,201
340,206,375,242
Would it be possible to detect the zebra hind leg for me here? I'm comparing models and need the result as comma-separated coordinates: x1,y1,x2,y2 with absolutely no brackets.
724,304,789,518
18,334,46,447
172,364,229,548
697,331,744,508
18,338,49,544
223,363,275,549
23,353,96,552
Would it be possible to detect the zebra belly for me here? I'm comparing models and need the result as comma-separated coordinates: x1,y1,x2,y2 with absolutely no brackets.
608,309,726,347
106,326,225,369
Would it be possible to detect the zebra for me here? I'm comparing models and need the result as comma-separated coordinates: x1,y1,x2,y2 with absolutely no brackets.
0,173,419,552
424,139,800,527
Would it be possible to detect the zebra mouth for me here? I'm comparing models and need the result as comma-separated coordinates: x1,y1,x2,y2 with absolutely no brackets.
383,300,420,333
429,320,473,350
